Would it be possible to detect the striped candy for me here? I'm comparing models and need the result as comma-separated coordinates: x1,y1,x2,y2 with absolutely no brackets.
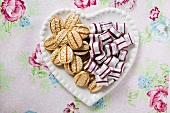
114,37,128,50
95,75,108,86
95,53,107,64
105,42,118,56
96,64,112,79
100,21,113,31
118,50,128,61
113,22,126,34
123,33,134,46
109,26,121,38
108,72,120,80
84,59,99,75
99,30,113,45
104,56,119,68
110,61,125,73
89,23,102,34
92,41,104,55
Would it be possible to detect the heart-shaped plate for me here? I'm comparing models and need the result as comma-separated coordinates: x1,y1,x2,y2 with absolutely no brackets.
40,8,139,106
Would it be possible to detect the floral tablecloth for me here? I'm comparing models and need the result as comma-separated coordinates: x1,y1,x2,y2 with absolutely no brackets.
0,0,170,113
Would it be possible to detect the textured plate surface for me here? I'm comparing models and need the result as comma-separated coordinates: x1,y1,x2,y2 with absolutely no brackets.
40,8,139,106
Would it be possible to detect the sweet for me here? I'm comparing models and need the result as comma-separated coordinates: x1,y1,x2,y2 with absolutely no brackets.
50,16,64,35
65,13,79,29
56,29,69,47
44,35,58,50
59,45,73,64
51,48,62,66
73,41,89,55
88,80,103,92
113,22,126,34
100,21,113,31
74,71,90,86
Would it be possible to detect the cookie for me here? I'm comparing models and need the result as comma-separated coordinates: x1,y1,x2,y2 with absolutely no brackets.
64,63,75,75
44,35,58,50
72,24,90,39
88,80,103,92
73,41,89,55
59,45,73,64
51,48,62,66
74,71,90,86
56,29,69,47
67,30,83,50
50,16,64,35
65,13,79,29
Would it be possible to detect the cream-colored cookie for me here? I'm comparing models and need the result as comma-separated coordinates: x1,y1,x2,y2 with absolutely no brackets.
67,30,83,50
74,71,90,86
64,63,75,75
72,24,90,39
51,48,62,66
88,80,103,92
73,41,89,55
59,45,73,64
56,29,69,47
44,35,58,50
50,16,64,35
65,13,79,29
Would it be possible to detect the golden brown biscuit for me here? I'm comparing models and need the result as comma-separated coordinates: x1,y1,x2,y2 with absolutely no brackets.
65,13,79,29
59,45,73,64
67,30,83,50
74,71,90,86
51,48,62,66
50,16,64,35
64,63,75,75
44,35,58,50
72,24,90,39
88,80,103,92
73,41,89,55
56,29,69,47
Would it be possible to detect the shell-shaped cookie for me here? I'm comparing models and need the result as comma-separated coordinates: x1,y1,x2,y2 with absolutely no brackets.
64,63,75,75
72,24,90,39
56,29,69,46
73,41,89,55
88,80,103,92
59,45,73,64
44,35,58,50
65,13,79,29
51,48,62,66
67,30,83,50
50,16,64,35
74,71,90,86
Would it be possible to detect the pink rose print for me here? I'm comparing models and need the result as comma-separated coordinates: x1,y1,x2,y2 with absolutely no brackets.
147,85,168,112
63,102,79,113
74,0,96,9
149,6,160,21
112,0,137,11
29,44,48,70
1,0,26,22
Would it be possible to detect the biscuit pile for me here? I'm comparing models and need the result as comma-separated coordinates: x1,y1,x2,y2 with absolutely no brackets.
44,13,102,92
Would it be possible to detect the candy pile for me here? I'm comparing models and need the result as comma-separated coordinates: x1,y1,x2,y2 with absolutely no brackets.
84,22,134,87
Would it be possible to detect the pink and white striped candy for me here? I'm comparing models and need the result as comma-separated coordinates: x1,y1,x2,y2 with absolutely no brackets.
99,30,113,45
109,26,121,38
89,23,102,34
92,41,104,55
114,37,128,50
113,22,126,34
108,72,120,80
105,42,118,56
118,50,128,61
89,34,100,47
100,21,113,31
123,33,134,46
104,56,119,68
96,64,112,79
95,75,108,86
95,53,107,64
110,61,125,73
84,59,99,75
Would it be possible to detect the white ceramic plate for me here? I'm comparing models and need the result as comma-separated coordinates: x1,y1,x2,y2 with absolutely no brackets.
40,8,139,106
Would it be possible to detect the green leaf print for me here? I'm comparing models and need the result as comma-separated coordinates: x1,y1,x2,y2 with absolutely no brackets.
126,88,139,107
40,79,50,93
139,26,152,46
147,0,153,9
17,52,29,70
160,64,168,70
26,0,40,16
38,71,48,78
100,0,110,5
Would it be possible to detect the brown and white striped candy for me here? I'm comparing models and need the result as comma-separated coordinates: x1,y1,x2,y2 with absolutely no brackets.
51,48,62,66
74,71,90,86
84,59,99,75
105,42,118,56
114,37,128,50
72,24,90,39
113,22,126,34
88,80,103,92
89,23,102,34
99,31,113,45
96,64,112,79
108,72,120,80
95,53,107,64
95,75,108,86
104,56,119,68
65,13,79,29
44,35,58,50
118,50,128,61
50,16,64,35
123,33,134,46
56,29,69,47
109,26,121,38
100,21,113,31
92,41,104,55
67,30,83,50
59,45,73,64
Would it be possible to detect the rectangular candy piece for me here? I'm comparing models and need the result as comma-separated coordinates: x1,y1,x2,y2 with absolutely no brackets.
114,37,128,50
95,53,107,64
99,31,113,45
100,21,113,31
118,50,128,61
105,42,118,56
109,26,121,38
89,23,102,34
123,33,134,46
95,75,108,86
96,64,112,79
104,56,119,68
108,72,120,80
113,22,126,34
84,59,99,75
89,34,100,47
110,61,125,73
92,41,104,55
108,79,115,85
